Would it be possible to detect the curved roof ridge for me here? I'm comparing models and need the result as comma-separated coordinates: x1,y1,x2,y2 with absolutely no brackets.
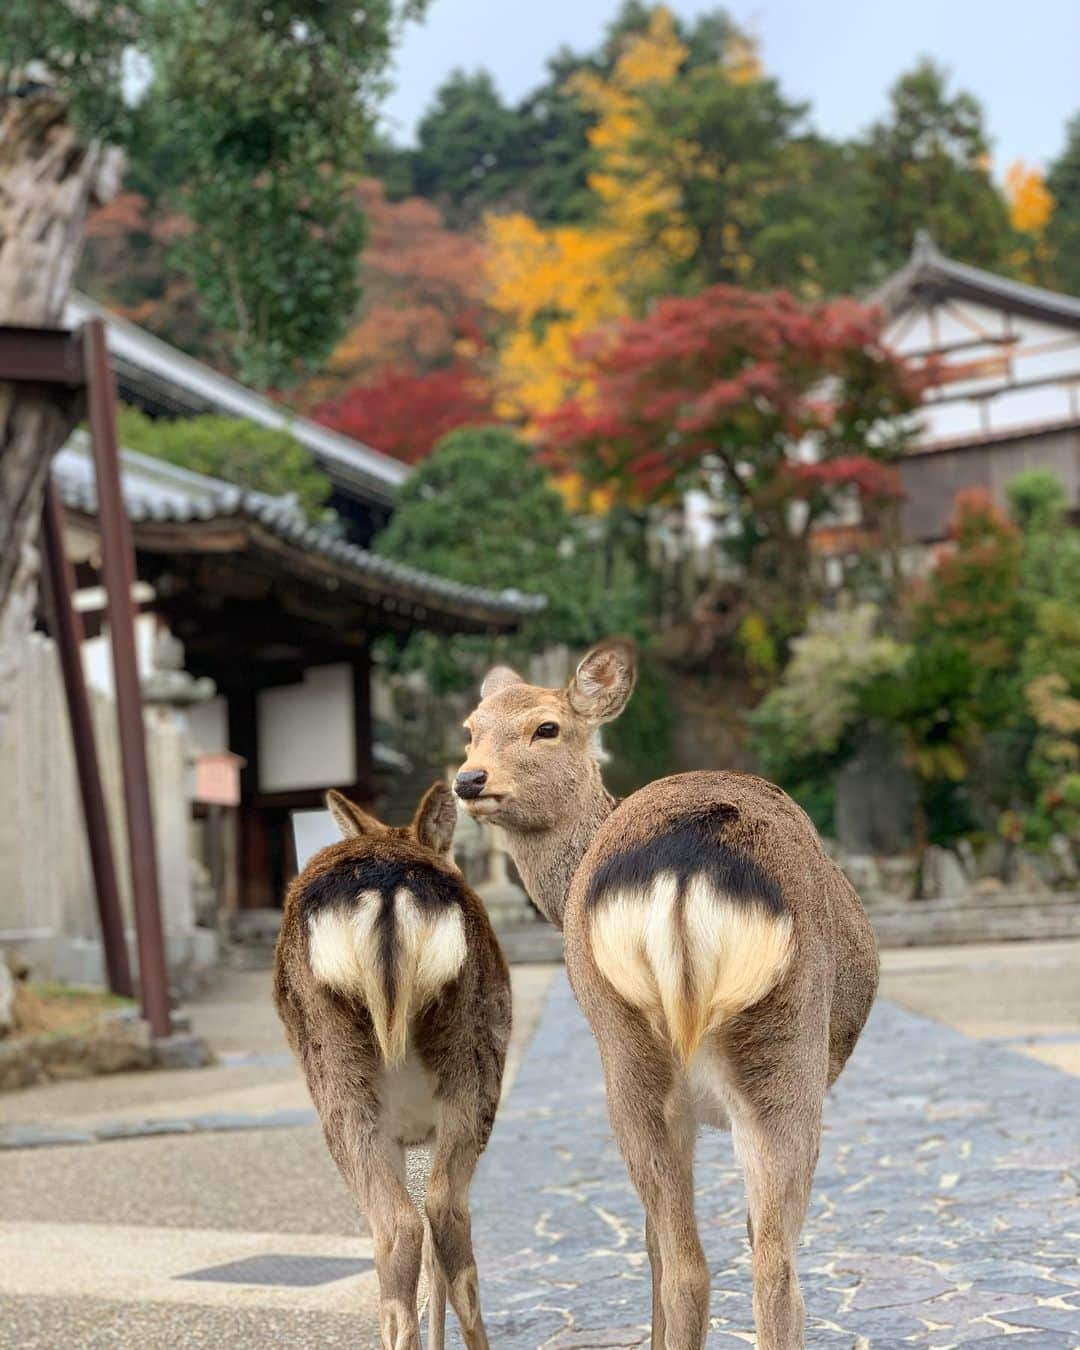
873,232,1080,328
52,436,546,624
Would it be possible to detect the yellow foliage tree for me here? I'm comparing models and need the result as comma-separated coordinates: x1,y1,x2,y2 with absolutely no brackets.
1006,160,1055,234
485,6,696,421
1005,160,1056,282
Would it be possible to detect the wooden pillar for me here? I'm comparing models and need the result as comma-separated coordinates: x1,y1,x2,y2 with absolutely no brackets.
39,477,134,998
227,688,274,909
84,318,171,1038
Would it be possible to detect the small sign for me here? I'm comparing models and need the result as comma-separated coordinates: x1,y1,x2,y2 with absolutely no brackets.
194,752,245,806
923,352,1011,387
292,809,340,870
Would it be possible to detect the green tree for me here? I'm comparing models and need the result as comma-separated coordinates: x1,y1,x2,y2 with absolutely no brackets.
862,60,1013,274
0,2,424,694
373,425,649,686
2,1,428,387
1007,471,1080,842
410,71,524,225
1047,112,1080,296
512,53,599,226
116,408,332,520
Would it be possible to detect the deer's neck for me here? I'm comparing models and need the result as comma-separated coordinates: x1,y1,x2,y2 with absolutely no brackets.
502,768,616,928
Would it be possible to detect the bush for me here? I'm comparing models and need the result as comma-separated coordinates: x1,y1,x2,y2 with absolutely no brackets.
117,406,332,519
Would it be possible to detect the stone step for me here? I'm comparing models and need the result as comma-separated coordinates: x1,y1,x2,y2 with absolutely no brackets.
866,889,1078,915
873,901,1080,947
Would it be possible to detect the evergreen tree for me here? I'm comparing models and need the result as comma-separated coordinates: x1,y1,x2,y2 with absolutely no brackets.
1047,113,1080,295
411,70,524,224
862,60,1013,275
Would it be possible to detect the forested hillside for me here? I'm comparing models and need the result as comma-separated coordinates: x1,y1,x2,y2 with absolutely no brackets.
79,2,1077,444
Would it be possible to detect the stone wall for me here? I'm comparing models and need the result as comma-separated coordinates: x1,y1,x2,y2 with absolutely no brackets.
0,634,215,985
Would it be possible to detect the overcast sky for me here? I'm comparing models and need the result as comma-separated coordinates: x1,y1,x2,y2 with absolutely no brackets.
380,0,1080,175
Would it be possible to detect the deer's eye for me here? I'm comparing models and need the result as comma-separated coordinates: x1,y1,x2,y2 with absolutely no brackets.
532,722,560,742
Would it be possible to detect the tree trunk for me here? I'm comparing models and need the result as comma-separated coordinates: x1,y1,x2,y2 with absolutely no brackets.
0,91,122,735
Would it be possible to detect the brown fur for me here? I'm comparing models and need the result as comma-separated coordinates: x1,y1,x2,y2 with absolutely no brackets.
457,644,878,1350
274,783,511,1350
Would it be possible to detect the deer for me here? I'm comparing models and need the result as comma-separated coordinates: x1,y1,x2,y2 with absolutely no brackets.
454,639,879,1350
274,781,511,1350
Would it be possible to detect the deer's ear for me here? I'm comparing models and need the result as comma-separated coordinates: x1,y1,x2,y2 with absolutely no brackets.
325,790,384,840
568,638,637,724
480,665,524,700
412,781,458,860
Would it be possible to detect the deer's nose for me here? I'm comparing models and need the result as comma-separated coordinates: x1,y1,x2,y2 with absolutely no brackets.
454,769,488,800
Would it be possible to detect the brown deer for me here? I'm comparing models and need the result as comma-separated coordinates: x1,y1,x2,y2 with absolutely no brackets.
454,640,878,1350
274,782,511,1350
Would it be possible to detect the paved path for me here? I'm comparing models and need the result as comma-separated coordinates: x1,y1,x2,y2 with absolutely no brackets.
0,953,1077,1348
459,975,1080,1348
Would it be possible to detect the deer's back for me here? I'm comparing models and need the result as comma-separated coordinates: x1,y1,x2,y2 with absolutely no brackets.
274,840,511,1147
563,770,877,1083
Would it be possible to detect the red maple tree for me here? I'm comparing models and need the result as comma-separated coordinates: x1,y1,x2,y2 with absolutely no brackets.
311,363,493,465
541,285,919,611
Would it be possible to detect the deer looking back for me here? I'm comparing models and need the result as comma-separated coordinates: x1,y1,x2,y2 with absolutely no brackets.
455,640,878,1350
274,783,511,1350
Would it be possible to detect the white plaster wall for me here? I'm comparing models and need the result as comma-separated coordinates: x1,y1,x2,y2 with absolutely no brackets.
887,303,1080,446
257,663,355,793
82,613,158,698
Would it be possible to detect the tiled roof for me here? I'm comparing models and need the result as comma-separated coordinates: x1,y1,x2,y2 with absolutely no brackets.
64,292,409,507
874,231,1080,328
54,434,546,625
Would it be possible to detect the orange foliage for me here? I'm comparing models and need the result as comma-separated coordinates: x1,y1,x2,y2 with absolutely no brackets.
297,180,491,406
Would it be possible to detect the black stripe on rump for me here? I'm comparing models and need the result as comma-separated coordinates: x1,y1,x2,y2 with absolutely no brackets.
299,856,463,1016
584,815,785,916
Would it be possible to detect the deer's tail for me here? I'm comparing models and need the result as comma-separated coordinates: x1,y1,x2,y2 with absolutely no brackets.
586,824,793,1065
307,888,466,1065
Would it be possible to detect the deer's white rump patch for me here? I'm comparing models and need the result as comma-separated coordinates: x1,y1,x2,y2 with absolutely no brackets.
589,873,793,1064
308,889,466,1065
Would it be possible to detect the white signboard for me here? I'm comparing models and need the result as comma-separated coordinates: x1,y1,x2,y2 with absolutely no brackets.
292,809,340,871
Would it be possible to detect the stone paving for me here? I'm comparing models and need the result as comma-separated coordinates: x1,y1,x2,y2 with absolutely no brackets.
458,974,1080,1349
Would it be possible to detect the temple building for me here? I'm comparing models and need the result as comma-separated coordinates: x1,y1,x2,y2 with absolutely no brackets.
877,232,1080,542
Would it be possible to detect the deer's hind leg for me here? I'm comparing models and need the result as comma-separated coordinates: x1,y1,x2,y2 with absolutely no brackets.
426,1111,490,1350
322,1108,425,1350
596,1026,709,1350
725,1016,828,1350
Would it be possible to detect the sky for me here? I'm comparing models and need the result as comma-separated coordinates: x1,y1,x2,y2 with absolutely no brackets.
380,0,1080,175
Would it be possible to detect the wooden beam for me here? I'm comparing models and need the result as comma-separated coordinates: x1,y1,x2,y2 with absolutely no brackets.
0,326,85,385
352,645,374,807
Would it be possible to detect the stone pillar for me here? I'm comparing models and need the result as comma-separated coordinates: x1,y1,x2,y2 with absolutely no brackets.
475,829,537,928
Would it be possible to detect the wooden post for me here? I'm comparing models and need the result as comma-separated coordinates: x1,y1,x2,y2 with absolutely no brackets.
39,477,134,998
83,318,172,1038
227,688,274,909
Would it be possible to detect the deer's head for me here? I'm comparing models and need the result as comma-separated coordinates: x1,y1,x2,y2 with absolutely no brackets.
455,639,637,831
